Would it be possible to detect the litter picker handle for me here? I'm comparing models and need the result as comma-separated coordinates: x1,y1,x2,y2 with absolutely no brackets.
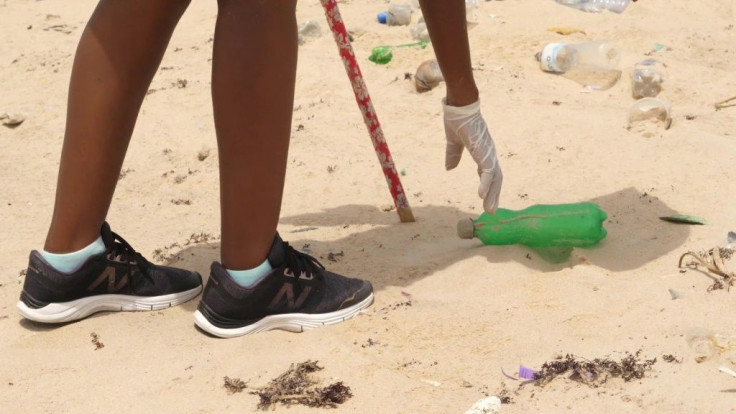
320,0,415,223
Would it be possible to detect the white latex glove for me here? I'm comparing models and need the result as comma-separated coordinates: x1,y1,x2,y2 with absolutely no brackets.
443,98,503,214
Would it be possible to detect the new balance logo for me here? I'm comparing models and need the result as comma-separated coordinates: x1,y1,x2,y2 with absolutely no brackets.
268,283,312,310
87,266,129,292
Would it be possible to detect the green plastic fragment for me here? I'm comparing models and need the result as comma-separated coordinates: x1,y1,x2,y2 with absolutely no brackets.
659,214,707,225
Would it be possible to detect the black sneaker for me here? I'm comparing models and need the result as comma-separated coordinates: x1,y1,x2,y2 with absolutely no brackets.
194,233,374,338
17,222,203,323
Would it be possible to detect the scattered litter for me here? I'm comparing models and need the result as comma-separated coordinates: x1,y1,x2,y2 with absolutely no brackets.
251,360,352,409
1,113,25,128
660,214,706,225
668,289,683,300
628,97,672,129
518,365,538,380
547,26,586,36
686,327,718,363
414,59,444,93
421,378,441,387
223,376,248,394
501,367,519,381
410,16,429,41
728,231,736,248
298,20,322,45
290,226,318,233
719,366,736,378
632,62,664,99
464,396,502,414
533,351,656,387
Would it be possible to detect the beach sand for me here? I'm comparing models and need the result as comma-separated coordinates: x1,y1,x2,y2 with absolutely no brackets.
2,0,736,412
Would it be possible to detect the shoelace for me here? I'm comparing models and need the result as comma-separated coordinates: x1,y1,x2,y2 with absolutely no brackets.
106,230,153,283
282,241,325,282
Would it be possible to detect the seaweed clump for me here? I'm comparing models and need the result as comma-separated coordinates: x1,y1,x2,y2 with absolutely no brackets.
252,360,353,409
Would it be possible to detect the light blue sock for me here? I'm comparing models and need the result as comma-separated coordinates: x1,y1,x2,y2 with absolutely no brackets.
227,259,273,288
40,236,106,274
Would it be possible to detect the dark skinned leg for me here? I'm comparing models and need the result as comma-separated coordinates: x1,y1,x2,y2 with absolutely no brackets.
212,0,298,270
44,0,191,253
418,0,479,107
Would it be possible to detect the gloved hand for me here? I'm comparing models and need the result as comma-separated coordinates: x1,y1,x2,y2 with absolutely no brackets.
443,98,503,214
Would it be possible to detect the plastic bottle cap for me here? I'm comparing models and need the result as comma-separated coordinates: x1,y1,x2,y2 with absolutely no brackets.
540,43,566,73
457,218,475,239
377,12,387,24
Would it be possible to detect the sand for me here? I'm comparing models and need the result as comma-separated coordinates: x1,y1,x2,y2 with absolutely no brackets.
2,0,736,412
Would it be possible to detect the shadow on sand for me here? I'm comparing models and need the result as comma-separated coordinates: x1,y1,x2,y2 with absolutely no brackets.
173,187,689,312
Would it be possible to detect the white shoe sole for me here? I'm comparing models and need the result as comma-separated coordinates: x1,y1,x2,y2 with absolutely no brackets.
193,293,374,338
17,285,203,324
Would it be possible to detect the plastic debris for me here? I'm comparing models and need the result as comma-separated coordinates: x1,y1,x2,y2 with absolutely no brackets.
414,59,444,92
719,366,736,378
628,97,672,129
547,26,586,35
668,289,683,300
1,112,25,127
464,396,502,414
659,214,707,225
298,20,322,45
518,365,538,380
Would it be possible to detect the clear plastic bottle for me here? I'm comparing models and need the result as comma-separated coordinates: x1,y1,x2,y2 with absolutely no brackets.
540,41,620,73
387,3,413,26
554,0,631,13
410,16,429,41
297,21,321,45
465,0,480,23
631,60,664,99
540,41,622,90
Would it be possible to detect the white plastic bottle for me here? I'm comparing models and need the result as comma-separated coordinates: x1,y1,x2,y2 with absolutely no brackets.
554,0,631,13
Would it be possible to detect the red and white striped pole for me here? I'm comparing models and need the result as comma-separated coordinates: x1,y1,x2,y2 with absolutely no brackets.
320,0,415,223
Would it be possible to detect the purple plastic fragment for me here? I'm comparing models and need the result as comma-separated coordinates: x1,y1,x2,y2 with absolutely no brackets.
518,365,538,380
501,368,519,381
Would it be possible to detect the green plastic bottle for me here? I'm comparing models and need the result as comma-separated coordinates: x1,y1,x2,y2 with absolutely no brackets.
368,41,431,65
457,202,608,247
369,46,393,64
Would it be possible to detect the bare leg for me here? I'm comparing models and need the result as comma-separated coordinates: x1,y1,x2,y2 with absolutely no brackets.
418,0,479,106
213,0,298,270
44,0,190,253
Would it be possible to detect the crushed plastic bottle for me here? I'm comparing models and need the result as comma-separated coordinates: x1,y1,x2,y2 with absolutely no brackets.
554,0,631,13
386,3,413,26
466,0,480,23
631,60,664,99
297,21,321,45
540,41,622,90
410,16,429,41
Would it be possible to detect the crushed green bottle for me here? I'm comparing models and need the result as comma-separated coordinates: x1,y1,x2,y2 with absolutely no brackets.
368,40,431,65
369,46,393,64
457,202,608,248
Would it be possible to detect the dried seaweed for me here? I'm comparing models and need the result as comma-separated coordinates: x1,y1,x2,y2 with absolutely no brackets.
679,248,736,291
223,377,248,394
252,361,352,409
533,352,656,387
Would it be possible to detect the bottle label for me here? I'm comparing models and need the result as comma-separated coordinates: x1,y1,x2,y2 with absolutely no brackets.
540,43,566,73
